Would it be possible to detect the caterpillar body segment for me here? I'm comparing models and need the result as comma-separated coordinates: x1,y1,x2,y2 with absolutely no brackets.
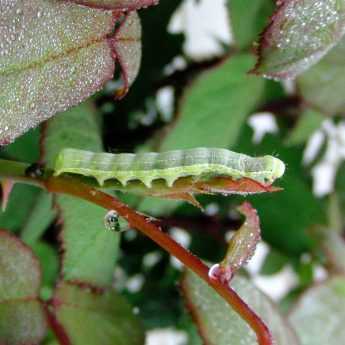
54,147,285,188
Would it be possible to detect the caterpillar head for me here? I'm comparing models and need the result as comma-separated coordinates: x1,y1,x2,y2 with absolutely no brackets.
262,155,286,184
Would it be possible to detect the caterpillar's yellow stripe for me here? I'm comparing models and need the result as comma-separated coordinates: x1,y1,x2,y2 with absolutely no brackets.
54,148,285,188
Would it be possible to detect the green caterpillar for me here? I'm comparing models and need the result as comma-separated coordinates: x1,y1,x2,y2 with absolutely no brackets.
54,147,285,187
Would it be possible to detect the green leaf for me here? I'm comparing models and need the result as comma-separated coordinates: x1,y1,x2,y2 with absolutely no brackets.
260,249,289,276
57,194,120,286
316,195,345,275
228,0,274,50
160,54,265,150
329,163,345,231
335,162,345,219
43,102,119,287
43,102,103,168
0,230,46,345
31,241,59,290
289,276,345,345
0,128,40,163
137,196,182,217
298,36,345,115
0,1,142,144
0,127,46,235
21,191,56,245
0,129,53,236
50,282,145,345
0,184,39,232
255,0,345,79
286,109,324,146
182,271,298,345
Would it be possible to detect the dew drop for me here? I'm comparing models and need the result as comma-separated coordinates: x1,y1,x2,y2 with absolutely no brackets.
208,263,233,284
104,210,120,232
208,264,221,280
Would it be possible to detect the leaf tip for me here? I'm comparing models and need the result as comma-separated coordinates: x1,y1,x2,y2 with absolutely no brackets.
1,180,15,212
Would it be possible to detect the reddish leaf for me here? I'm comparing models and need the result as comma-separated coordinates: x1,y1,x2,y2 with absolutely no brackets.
48,282,145,345
0,230,46,345
208,202,261,284
110,12,142,98
0,1,143,144
0,179,14,211
110,176,281,207
69,0,158,11
220,202,261,277
195,176,282,195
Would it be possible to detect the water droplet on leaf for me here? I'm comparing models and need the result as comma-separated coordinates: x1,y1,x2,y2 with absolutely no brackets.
208,264,221,280
104,210,120,232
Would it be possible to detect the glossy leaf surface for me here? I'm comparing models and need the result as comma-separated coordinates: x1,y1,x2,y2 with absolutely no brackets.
290,277,345,345
182,271,298,345
0,231,46,345
255,0,345,79
50,282,145,345
0,1,142,144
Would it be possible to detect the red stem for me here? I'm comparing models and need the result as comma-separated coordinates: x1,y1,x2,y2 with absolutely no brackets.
44,303,71,345
45,177,273,345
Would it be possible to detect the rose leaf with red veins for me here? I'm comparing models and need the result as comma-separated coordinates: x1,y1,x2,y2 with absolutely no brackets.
0,230,46,345
110,11,142,98
0,1,143,145
47,282,145,345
